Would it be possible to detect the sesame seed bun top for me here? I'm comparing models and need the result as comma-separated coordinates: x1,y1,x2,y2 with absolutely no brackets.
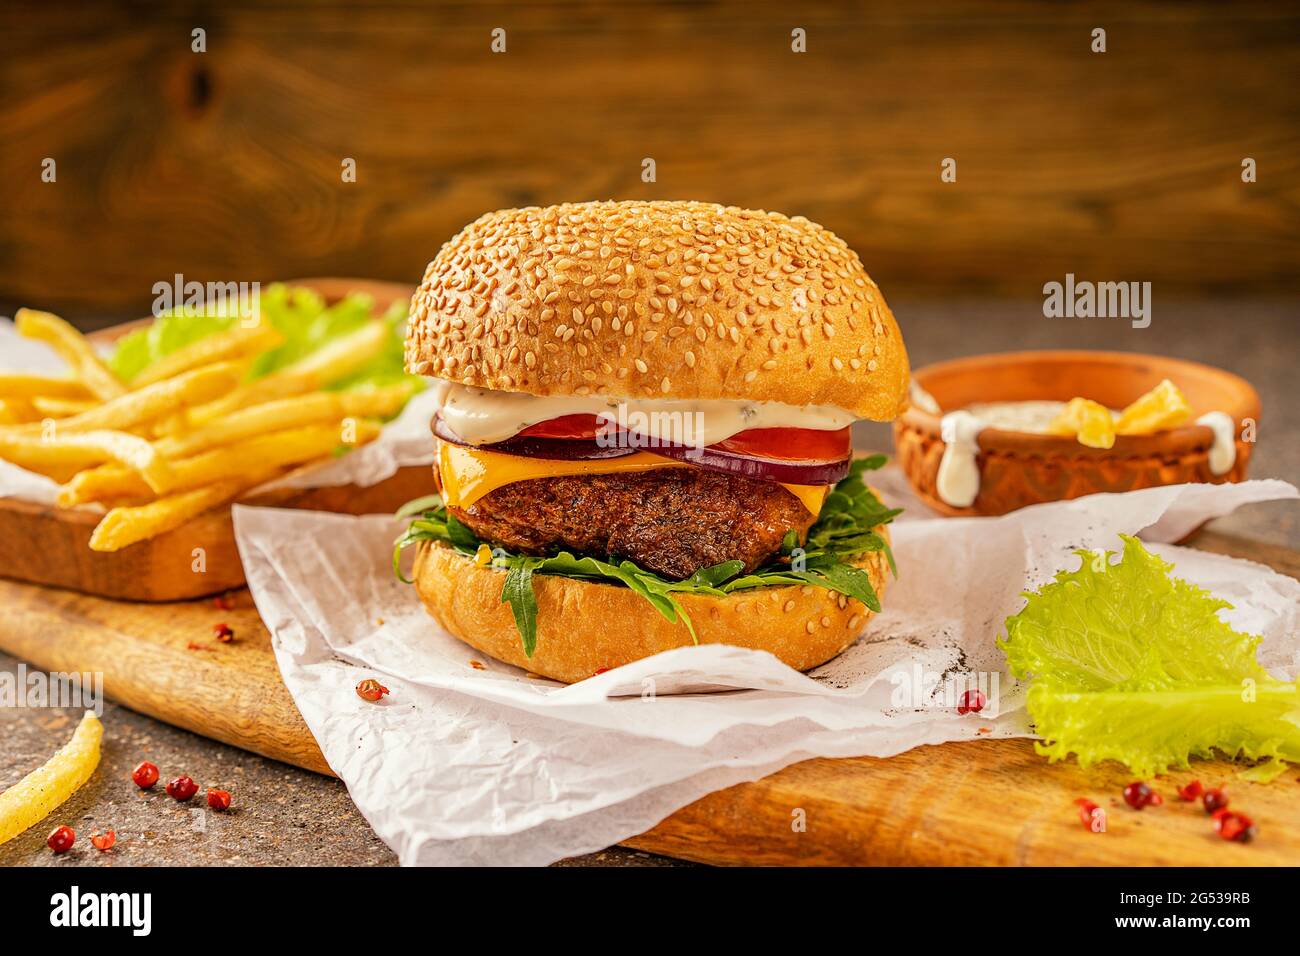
404,200,910,420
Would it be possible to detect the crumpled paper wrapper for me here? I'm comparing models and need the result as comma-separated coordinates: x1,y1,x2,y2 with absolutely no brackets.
232,476,1299,866
0,317,439,504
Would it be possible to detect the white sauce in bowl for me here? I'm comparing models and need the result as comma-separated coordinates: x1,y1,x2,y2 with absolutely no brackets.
932,399,1237,507
964,400,1077,434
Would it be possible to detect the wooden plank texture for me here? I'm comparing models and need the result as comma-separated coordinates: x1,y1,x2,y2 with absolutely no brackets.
2,0,1298,322
0,528,1294,865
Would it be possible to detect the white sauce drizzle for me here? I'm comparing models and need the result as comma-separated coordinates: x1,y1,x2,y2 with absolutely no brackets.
1196,411,1236,475
936,411,985,507
427,378,857,446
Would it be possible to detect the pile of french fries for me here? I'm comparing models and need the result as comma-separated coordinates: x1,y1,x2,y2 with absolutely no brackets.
0,309,416,552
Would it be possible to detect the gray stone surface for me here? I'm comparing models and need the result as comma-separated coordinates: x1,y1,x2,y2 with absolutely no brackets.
0,298,1294,866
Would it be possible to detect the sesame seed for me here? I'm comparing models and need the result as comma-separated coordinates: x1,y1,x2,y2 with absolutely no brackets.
406,201,887,398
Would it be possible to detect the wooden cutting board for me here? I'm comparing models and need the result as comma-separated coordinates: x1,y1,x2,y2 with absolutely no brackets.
0,528,1296,865
0,278,421,601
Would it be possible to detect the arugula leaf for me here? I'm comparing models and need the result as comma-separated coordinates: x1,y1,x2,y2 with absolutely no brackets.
999,535,1300,778
392,454,899,657
109,282,418,392
502,559,542,657
445,514,481,552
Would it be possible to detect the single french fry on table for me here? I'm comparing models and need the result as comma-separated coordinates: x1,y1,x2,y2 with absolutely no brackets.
0,711,102,846
129,323,284,388
0,373,94,401
14,309,125,402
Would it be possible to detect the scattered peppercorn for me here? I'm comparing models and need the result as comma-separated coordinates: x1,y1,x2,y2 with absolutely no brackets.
165,775,198,801
356,679,389,702
131,760,160,789
1074,797,1105,831
957,689,986,715
1202,788,1229,814
1122,781,1162,810
213,622,234,643
212,593,234,610
1177,780,1204,801
206,788,232,811
90,830,116,851
1212,809,1256,843
47,825,75,854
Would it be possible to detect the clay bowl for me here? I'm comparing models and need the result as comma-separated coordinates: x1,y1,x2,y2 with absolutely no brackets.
893,350,1260,517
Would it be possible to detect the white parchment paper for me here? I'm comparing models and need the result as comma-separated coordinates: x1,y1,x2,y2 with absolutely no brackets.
0,317,438,504
232,477,1300,866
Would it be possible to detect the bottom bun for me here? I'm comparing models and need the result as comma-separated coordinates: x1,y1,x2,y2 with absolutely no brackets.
410,534,890,684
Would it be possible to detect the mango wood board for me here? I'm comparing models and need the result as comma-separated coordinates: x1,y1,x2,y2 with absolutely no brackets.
0,529,1296,866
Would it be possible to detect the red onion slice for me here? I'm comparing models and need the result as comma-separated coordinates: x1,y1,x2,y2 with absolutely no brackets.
434,415,637,461
647,441,852,485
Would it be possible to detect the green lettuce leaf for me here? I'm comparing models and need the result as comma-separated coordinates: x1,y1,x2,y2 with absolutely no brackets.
393,455,899,657
108,282,415,390
999,535,1300,778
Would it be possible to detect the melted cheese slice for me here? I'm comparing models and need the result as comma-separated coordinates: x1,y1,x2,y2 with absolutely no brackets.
437,442,829,515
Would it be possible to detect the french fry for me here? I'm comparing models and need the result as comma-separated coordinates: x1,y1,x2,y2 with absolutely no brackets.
0,399,39,425
61,418,381,504
0,373,94,401
155,382,415,459
0,429,174,491
0,711,102,846
174,321,389,431
29,396,99,418
129,323,284,388
88,466,284,552
15,309,126,401
0,361,242,437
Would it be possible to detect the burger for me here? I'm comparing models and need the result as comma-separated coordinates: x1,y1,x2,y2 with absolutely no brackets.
395,201,908,683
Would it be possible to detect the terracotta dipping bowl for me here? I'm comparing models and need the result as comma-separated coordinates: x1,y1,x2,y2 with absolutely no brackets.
893,350,1260,517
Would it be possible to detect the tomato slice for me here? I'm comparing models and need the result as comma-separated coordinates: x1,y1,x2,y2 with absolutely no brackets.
712,426,851,463
517,414,606,440
513,417,850,463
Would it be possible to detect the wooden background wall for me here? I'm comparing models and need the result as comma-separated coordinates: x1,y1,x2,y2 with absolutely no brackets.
1,0,1297,323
